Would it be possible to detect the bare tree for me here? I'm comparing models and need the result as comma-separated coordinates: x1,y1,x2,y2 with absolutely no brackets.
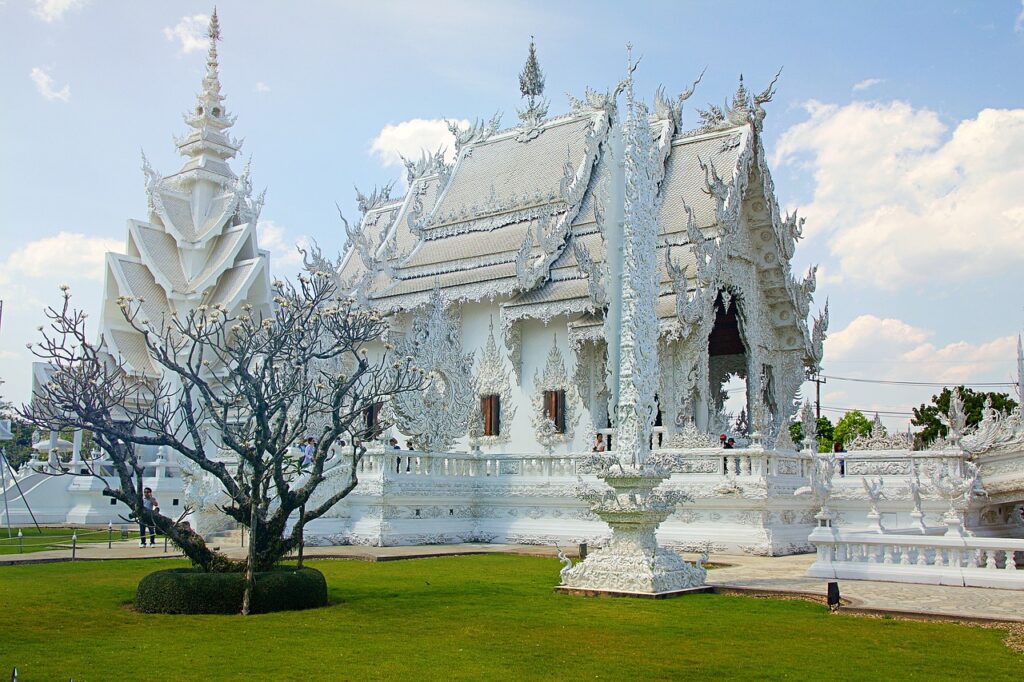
23,274,422,600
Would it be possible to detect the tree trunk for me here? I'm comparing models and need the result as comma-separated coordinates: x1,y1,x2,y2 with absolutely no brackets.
241,482,258,615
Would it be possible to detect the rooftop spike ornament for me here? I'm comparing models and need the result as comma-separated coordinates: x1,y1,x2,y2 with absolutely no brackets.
516,37,548,139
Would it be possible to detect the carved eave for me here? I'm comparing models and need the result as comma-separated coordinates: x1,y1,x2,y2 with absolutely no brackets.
146,183,239,246
201,253,270,314
188,223,257,295
741,123,822,357
103,328,160,378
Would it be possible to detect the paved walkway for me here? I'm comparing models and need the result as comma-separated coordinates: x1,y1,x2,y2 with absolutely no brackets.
700,553,1024,623
4,541,1023,623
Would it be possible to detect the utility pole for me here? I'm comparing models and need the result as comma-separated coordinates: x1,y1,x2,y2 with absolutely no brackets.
808,373,826,420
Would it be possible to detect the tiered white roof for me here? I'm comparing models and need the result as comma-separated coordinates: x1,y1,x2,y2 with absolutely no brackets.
99,10,272,376
329,57,823,368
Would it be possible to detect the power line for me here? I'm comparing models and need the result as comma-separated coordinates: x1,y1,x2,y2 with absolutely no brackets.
819,405,915,417
819,374,1015,388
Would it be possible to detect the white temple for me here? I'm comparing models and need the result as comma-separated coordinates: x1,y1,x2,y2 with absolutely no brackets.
5,15,1023,587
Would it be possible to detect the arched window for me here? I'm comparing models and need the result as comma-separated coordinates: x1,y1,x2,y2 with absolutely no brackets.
543,390,566,434
481,395,501,436
363,402,382,438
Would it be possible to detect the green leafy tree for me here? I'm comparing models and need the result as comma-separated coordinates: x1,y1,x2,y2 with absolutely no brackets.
911,386,1017,447
788,416,834,452
833,410,873,449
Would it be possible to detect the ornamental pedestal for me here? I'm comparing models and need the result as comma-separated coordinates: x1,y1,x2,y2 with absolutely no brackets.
557,465,708,597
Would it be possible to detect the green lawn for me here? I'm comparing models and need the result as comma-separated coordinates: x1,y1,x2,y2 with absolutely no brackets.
0,526,125,554
0,555,1020,680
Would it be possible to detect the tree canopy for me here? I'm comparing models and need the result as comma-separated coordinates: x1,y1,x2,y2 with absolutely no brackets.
833,410,873,448
911,386,1017,447
22,274,422,589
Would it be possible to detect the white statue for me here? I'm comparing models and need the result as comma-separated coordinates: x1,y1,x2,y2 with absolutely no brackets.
861,477,885,532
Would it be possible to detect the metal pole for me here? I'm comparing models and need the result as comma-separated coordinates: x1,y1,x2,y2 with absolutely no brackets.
297,504,305,569
0,447,11,538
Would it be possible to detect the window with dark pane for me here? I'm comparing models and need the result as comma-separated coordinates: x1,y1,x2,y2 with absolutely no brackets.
543,389,566,434
481,395,501,436
364,401,383,437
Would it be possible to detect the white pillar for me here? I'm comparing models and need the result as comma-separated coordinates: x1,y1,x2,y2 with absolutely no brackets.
71,429,83,464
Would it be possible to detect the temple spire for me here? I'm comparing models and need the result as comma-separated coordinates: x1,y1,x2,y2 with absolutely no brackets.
172,7,241,182
190,8,230,132
516,37,548,129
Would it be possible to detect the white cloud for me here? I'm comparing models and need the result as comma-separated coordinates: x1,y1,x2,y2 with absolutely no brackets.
163,14,210,55
370,118,468,169
819,315,1019,429
852,78,883,92
826,314,1017,385
33,0,86,22
30,66,70,102
774,101,1024,289
255,81,271,93
0,232,119,285
257,220,308,270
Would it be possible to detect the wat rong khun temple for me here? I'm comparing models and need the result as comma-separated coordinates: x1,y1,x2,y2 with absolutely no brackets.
4,13,1023,595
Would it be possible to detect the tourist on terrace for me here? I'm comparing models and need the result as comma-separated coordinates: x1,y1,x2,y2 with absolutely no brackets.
389,438,401,450
405,440,414,451
592,433,607,452
140,487,159,547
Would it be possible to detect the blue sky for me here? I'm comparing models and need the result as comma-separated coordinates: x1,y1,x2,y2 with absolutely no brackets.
1,0,1023,429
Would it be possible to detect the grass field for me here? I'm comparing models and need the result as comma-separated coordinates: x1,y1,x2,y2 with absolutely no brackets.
0,526,126,555
0,555,1020,680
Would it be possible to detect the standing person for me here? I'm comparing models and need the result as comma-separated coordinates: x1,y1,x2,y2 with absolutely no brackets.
301,437,315,467
405,440,414,451
592,433,607,452
140,487,159,547
389,438,401,450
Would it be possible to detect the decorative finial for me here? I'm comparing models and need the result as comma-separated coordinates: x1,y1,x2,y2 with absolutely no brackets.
732,74,749,112
519,36,545,101
516,37,548,131
209,7,220,42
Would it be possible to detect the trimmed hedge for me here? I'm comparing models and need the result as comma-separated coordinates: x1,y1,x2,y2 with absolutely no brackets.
134,566,328,614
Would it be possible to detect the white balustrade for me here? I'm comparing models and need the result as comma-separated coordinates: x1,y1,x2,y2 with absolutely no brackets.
808,527,1024,589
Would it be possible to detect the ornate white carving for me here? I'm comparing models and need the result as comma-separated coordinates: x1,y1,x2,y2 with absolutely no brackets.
605,65,662,467
391,285,475,451
470,318,516,446
847,414,912,451
662,421,718,449
531,335,580,448
961,398,1024,456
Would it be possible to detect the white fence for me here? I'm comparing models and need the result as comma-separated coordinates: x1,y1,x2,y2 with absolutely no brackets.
807,527,1024,589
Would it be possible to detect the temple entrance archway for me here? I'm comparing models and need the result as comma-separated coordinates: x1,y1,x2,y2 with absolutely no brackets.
707,294,751,441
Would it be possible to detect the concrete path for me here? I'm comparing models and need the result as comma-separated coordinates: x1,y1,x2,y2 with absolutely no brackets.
702,553,1024,623
4,541,1022,623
